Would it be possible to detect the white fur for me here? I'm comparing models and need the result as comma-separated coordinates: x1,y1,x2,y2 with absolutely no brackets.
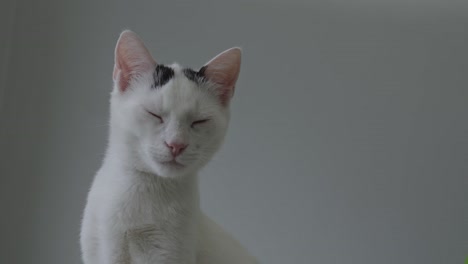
80,41,257,263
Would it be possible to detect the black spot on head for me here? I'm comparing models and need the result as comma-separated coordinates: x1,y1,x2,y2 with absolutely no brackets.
198,66,207,75
183,66,207,84
152,65,174,88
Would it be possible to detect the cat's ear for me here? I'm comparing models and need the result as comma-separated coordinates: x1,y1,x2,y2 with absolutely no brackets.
113,30,156,92
202,47,241,105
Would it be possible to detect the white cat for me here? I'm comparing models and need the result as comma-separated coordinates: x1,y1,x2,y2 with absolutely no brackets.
80,30,258,264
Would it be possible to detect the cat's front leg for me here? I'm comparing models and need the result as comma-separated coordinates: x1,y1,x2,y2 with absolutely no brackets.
126,224,196,264
101,229,131,264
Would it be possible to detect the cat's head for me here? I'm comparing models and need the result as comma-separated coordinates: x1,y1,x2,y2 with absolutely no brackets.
110,30,241,178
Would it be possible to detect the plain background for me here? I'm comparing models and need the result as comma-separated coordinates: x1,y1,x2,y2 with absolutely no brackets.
1,1,467,264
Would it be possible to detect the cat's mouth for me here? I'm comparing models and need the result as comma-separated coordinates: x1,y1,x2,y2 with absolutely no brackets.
160,160,185,168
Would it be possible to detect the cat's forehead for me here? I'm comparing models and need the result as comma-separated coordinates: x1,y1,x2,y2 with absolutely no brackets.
144,63,215,114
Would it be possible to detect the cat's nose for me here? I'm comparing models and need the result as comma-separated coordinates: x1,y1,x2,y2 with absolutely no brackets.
165,141,188,157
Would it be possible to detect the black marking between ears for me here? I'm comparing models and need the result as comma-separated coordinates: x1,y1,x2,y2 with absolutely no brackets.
183,66,207,84
152,65,175,88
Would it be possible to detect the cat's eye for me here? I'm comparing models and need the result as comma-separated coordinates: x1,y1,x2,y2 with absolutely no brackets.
191,119,209,128
147,111,164,123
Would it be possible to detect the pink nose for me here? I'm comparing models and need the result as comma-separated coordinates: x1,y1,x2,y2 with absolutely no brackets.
165,141,188,157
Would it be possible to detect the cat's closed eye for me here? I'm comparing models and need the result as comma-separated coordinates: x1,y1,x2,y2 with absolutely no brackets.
191,119,209,128
147,111,164,123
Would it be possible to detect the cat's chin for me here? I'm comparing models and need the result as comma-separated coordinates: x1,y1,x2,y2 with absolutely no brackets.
151,160,193,178
160,160,185,168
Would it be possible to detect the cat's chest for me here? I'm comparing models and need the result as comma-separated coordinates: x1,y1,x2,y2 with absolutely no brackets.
108,180,192,228
108,185,196,261
116,190,166,224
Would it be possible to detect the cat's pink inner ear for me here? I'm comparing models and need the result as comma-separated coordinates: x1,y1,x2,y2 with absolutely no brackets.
113,30,156,92
203,48,241,105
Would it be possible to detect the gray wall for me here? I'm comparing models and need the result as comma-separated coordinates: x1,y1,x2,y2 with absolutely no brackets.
1,1,467,264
